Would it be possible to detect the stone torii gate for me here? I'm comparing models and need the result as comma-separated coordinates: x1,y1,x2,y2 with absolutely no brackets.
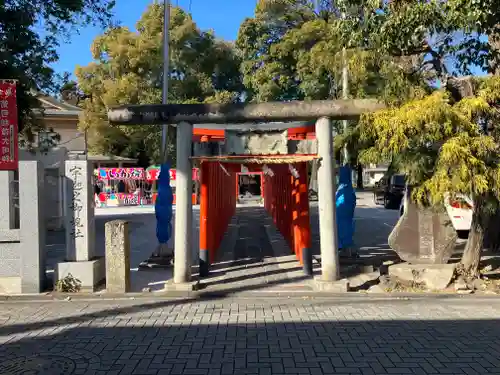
108,99,384,289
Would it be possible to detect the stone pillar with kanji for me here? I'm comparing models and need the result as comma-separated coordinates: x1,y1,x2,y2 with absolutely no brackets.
55,160,104,292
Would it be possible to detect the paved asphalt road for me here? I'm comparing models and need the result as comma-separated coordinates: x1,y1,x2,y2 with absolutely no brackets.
0,296,499,374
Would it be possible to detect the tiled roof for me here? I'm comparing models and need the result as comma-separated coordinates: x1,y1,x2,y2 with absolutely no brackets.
37,94,82,112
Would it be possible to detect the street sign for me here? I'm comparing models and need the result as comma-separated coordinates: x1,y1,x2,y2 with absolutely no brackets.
0,80,18,171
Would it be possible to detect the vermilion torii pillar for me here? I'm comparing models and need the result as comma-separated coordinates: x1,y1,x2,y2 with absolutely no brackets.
108,99,384,287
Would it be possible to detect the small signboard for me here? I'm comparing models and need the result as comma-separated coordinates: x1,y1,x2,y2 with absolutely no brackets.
145,167,198,181
97,167,145,180
0,80,18,171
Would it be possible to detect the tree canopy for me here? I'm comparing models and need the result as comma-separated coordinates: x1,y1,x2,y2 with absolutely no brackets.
0,0,115,147
236,0,430,103
76,3,243,165
235,0,434,167
360,76,500,199
235,0,500,133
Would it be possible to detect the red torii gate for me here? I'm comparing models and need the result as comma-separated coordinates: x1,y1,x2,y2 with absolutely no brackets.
192,124,317,142
191,122,318,276
193,154,315,277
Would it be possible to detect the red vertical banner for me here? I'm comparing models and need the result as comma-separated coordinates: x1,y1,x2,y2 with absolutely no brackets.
0,80,18,171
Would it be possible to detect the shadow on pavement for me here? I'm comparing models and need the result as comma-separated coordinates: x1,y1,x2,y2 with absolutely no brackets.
0,308,499,374
200,205,402,291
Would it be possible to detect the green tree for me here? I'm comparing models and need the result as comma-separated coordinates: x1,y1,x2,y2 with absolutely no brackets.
0,0,115,148
360,76,500,276
76,3,242,165
59,80,87,106
236,0,431,185
353,0,500,274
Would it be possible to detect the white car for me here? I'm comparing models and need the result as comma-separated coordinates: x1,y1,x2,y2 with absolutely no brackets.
444,193,473,233
400,188,473,238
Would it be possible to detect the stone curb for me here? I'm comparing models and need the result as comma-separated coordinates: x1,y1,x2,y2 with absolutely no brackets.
0,291,499,303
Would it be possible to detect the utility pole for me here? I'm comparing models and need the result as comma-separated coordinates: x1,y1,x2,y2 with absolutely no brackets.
146,0,173,264
341,11,349,166
161,0,171,162
84,129,88,161
316,0,349,165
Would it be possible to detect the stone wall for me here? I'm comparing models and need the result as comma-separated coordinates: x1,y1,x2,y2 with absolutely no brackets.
288,139,317,154
221,131,318,156
19,147,68,230
0,162,46,293
224,130,288,155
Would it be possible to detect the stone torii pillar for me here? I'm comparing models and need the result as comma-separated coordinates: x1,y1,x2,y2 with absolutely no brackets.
174,121,193,284
107,99,385,288
315,117,340,281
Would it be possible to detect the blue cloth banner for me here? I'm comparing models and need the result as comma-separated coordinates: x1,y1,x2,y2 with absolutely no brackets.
336,166,356,249
155,163,174,245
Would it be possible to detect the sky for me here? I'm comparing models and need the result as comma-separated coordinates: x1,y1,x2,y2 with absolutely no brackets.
52,0,257,76
52,0,486,78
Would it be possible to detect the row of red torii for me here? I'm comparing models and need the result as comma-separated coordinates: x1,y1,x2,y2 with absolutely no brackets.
108,99,384,287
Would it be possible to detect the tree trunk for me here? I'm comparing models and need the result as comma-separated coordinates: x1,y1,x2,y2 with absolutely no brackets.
356,164,363,189
460,197,486,277
484,197,500,252
484,201,500,252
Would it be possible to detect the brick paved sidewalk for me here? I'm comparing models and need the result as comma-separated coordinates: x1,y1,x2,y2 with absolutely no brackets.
0,296,500,374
